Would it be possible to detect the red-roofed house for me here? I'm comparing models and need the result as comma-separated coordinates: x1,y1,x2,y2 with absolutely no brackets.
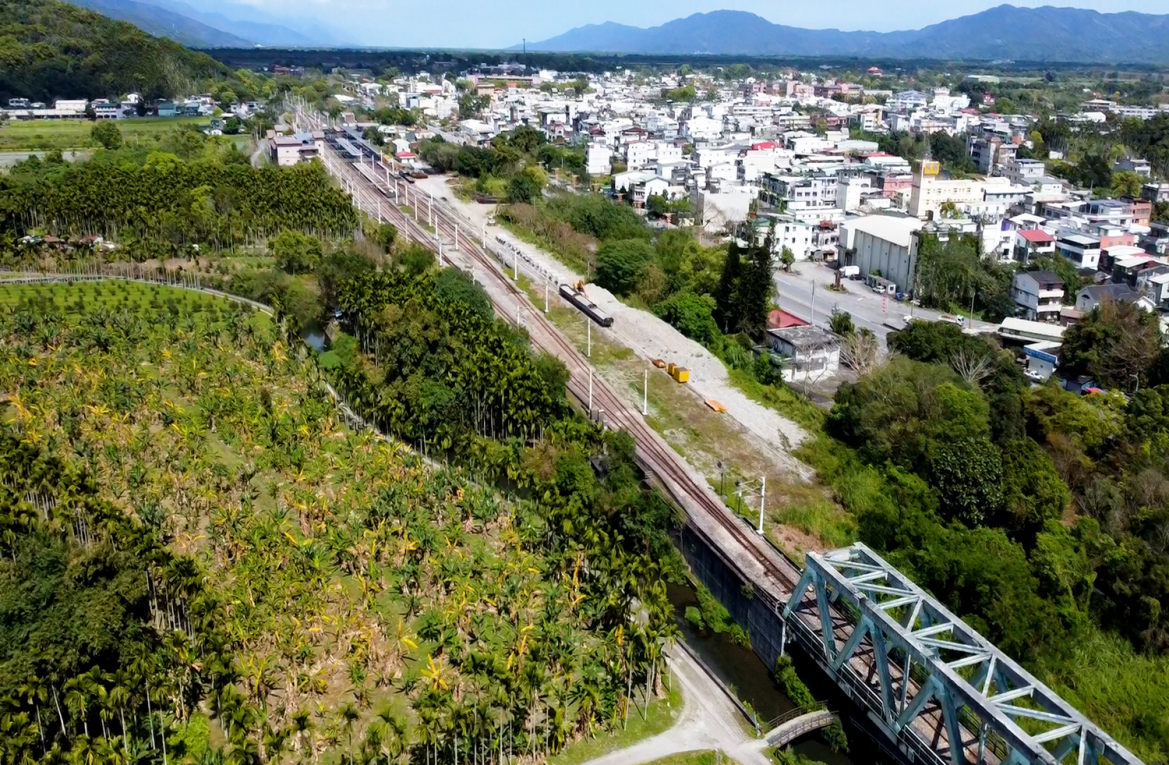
1015,229,1055,263
768,309,809,329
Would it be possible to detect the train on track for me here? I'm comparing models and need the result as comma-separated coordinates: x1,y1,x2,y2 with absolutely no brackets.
559,283,613,327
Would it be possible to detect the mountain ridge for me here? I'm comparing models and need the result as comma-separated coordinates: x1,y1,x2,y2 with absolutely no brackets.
524,5,1169,64
142,0,348,47
63,0,255,47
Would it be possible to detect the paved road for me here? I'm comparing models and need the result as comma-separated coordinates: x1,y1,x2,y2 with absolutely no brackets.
578,644,771,765
774,263,996,343
0,149,91,168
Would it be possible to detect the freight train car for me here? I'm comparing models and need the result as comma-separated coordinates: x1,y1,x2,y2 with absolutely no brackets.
558,284,613,327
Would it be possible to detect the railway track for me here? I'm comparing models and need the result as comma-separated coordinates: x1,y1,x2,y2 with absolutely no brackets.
315,139,803,602
299,109,985,765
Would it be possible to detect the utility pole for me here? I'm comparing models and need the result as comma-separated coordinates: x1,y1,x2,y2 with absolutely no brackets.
513,249,518,281
587,319,592,357
810,281,817,325
544,282,549,313
757,476,766,535
643,369,648,416
588,370,593,415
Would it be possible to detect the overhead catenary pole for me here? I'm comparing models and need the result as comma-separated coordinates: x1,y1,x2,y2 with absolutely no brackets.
643,370,648,416
587,319,591,358
544,282,549,313
588,370,593,415
757,476,766,534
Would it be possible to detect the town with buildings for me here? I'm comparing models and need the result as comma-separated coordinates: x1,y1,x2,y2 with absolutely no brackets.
291,63,1169,389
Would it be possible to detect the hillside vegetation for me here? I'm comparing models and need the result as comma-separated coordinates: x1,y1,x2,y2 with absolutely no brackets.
0,0,236,102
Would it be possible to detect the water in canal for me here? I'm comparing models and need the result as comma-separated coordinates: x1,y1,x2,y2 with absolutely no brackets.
668,583,893,765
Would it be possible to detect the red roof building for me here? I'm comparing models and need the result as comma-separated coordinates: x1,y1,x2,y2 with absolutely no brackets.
768,309,809,329
1019,230,1054,244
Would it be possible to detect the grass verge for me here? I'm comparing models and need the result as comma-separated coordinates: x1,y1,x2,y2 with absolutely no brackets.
547,674,683,765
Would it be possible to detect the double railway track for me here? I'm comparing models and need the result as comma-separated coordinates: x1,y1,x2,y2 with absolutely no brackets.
335,147,801,598
302,113,975,765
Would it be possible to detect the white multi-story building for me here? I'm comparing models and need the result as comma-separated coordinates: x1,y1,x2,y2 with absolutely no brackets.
625,141,654,169
585,144,612,176
1003,158,1046,186
888,90,929,113
908,161,987,220
763,173,840,222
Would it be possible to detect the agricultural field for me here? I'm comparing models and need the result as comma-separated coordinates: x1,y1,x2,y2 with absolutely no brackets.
0,281,668,764
0,279,262,326
0,117,217,152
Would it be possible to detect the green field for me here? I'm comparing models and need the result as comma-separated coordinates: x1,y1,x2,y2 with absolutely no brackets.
0,279,269,330
0,116,212,151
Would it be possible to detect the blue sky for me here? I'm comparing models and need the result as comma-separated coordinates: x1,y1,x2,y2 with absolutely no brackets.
250,0,1169,48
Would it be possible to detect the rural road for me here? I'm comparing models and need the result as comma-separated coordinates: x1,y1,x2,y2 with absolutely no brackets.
0,149,91,168
578,644,772,765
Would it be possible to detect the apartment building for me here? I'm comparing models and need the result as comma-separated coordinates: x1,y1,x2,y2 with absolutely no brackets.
1013,271,1065,322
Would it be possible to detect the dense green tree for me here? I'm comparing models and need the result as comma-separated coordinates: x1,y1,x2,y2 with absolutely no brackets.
652,291,719,345
397,243,436,277
595,239,655,296
928,437,1005,527
375,222,398,253
1111,170,1143,199
433,267,492,322
90,122,123,150
998,438,1071,538
713,240,742,333
317,249,376,314
828,358,990,468
506,166,546,205
829,311,855,337
1060,299,1162,390
270,230,324,274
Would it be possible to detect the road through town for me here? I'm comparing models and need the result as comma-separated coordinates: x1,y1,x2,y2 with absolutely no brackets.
774,264,996,342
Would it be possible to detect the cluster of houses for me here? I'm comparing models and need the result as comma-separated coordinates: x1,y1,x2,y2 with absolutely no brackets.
3,95,263,122
316,65,1169,388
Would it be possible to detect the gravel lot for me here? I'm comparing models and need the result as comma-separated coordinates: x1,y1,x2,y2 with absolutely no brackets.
418,176,813,474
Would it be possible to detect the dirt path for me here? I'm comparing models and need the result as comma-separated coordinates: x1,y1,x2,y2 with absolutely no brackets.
577,645,772,765
415,176,813,480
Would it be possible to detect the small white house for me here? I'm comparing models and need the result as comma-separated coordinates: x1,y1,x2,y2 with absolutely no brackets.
766,326,841,383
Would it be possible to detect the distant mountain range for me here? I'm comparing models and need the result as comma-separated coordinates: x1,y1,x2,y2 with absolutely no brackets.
525,5,1169,64
63,0,348,47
